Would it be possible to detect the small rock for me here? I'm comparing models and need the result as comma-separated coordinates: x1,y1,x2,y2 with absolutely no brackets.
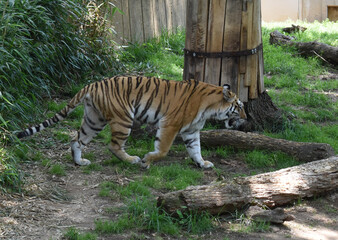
246,206,294,224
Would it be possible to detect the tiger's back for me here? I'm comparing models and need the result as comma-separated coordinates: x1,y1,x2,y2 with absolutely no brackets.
18,76,247,168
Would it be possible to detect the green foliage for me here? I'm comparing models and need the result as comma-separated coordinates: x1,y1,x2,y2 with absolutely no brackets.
125,196,179,234
96,196,214,236
230,210,271,233
143,163,204,190
95,197,180,235
99,180,151,199
64,227,97,240
265,122,338,152
262,21,337,153
82,163,102,174
54,130,71,143
176,208,214,234
0,0,119,129
0,147,22,192
95,218,132,234
49,163,66,176
0,123,22,192
118,29,185,79
244,150,299,170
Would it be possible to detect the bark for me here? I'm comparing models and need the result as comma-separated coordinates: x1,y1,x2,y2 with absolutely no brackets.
282,24,307,34
244,91,286,132
270,30,338,66
157,156,338,215
200,129,335,162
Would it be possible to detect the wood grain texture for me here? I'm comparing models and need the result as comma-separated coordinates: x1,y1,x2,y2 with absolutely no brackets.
204,0,226,86
129,0,144,42
110,0,186,44
244,0,253,86
183,0,198,80
248,0,260,99
165,0,173,32
142,0,155,40
193,0,209,82
121,0,131,43
221,0,242,93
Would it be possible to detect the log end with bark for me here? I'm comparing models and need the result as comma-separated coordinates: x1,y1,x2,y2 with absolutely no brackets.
244,91,288,132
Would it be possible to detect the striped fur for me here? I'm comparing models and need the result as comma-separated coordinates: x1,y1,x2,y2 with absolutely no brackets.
17,76,247,168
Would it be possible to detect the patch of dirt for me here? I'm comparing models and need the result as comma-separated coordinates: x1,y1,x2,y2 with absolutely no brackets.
1,130,338,240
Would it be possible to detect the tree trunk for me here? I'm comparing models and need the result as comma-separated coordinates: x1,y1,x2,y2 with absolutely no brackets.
244,91,286,131
199,129,335,162
157,156,338,215
270,30,338,66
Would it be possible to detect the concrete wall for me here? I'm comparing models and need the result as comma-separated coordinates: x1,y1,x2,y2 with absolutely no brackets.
262,0,338,22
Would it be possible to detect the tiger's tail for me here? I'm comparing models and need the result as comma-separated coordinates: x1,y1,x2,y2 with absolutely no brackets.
17,87,88,139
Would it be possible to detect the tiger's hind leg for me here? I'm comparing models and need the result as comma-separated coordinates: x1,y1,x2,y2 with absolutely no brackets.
71,98,106,166
108,122,141,164
141,126,178,169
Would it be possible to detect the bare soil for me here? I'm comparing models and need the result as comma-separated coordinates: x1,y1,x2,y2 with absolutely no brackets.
1,128,337,240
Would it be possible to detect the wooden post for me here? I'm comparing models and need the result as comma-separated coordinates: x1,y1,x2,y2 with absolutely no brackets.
183,0,264,101
204,0,226,86
183,0,209,82
183,0,283,131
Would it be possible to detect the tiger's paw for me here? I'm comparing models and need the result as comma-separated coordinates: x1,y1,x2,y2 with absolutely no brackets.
129,156,141,164
140,159,150,169
75,158,91,166
201,161,214,169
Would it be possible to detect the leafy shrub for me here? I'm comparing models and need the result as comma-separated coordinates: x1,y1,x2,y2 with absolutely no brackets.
0,124,22,192
0,0,118,129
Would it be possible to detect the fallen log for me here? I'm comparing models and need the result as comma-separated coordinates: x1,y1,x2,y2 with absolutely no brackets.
157,156,338,215
200,129,335,162
269,30,338,66
282,24,307,34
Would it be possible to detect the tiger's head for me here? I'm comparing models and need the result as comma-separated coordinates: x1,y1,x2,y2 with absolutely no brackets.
214,84,247,129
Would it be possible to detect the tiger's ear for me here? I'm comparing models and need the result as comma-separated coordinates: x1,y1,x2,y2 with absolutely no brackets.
223,84,235,102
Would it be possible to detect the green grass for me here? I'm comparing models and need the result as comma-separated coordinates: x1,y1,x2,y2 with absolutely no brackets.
49,164,66,176
82,163,102,174
99,181,151,199
95,196,214,236
118,29,185,80
95,196,180,235
0,147,22,192
261,21,337,155
262,21,337,130
95,154,209,237
64,227,97,240
264,122,338,151
263,19,338,46
143,163,204,190
244,150,299,170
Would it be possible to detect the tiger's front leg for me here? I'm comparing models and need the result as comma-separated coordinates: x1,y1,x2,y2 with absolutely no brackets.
181,130,214,168
141,126,178,168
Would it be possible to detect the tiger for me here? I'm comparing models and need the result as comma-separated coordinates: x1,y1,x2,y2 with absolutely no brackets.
17,76,247,169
